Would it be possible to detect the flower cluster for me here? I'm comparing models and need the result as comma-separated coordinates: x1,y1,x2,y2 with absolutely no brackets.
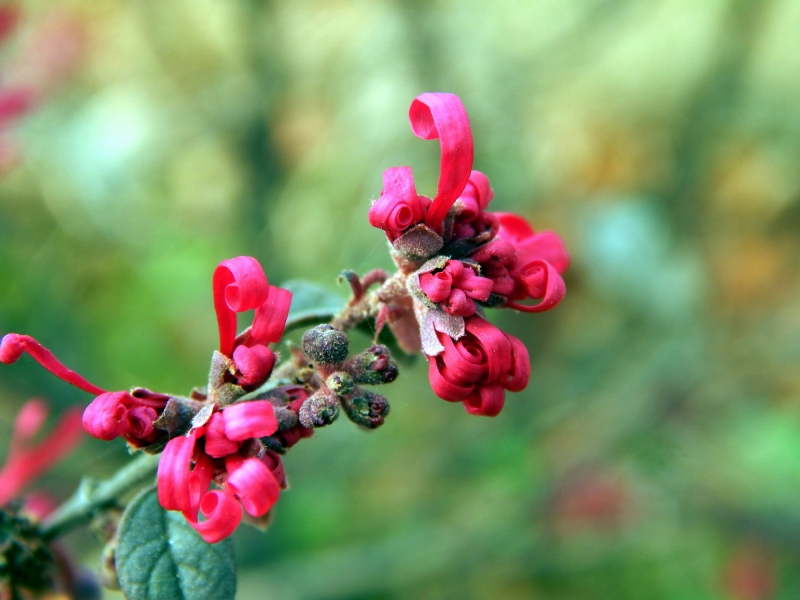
368,92,569,416
157,401,285,543
1,256,307,542
1,251,405,544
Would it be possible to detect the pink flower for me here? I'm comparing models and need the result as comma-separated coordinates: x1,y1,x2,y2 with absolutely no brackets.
368,167,430,241
418,259,494,316
157,401,283,543
81,389,169,447
0,333,170,447
0,398,83,506
213,256,292,390
2,255,293,448
370,93,474,239
467,212,570,313
426,316,529,416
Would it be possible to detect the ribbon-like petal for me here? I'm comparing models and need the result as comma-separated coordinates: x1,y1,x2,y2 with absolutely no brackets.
213,257,270,357
0,334,106,395
251,286,292,344
188,490,242,544
409,93,474,232
157,434,196,513
204,413,241,458
508,260,566,313
226,457,280,517
223,400,278,441
463,384,505,417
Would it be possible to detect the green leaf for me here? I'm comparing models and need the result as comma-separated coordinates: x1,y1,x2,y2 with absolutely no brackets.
116,487,236,600
282,279,345,329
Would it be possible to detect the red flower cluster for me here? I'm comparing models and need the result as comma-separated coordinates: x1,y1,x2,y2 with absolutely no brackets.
427,317,529,416
1,256,299,542
418,259,493,317
368,92,570,416
157,401,285,543
0,256,293,449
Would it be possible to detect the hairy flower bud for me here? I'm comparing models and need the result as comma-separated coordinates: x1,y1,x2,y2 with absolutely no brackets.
326,371,354,396
301,325,349,365
341,387,390,429
344,344,399,385
298,388,340,428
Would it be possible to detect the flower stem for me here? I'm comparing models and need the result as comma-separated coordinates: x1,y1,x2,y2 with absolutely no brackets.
41,453,160,541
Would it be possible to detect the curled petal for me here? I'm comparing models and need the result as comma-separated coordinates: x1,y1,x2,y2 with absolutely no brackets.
455,194,480,222
442,288,475,317
440,334,486,382
0,334,106,395
157,434,196,513
483,264,516,297
409,93,474,232
464,317,512,383
82,392,130,441
456,268,493,302
463,384,505,417
128,388,171,409
188,450,216,512
469,238,516,269
213,257,270,356
223,400,278,441
444,259,464,279
188,490,242,544
508,260,566,313
505,334,530,392
126,406,158,442
251,286,292,344
204,413,241,458
516,231,570,274
427,357,474,401
467,171,493,210
368,167,425,238
226,457,280,517
419,271,452,303
495,212,535,242
262,451,287,489
233,344,276,389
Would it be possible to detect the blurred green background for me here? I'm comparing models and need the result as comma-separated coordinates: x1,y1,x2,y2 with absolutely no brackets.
2,0,800,598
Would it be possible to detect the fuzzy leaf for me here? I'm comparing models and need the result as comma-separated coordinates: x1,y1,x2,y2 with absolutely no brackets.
282,280,345,329
116,487,236,600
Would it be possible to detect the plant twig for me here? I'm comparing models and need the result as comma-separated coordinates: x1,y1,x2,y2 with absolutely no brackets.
41,453,160,540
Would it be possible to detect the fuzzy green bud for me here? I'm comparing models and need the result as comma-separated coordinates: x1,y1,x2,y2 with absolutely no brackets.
301,325,349,365
341,386,390,429
298,388,340,428
344,344,398,385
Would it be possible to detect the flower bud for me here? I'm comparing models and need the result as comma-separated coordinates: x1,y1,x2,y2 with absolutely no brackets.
341,387,390,429
232,344,276,389
301,325,349,365
344,345,398,385
82,392,130,441
298,388,340,428
325,371,354,396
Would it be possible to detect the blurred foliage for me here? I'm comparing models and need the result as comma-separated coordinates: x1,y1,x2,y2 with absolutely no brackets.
3,0,800,598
